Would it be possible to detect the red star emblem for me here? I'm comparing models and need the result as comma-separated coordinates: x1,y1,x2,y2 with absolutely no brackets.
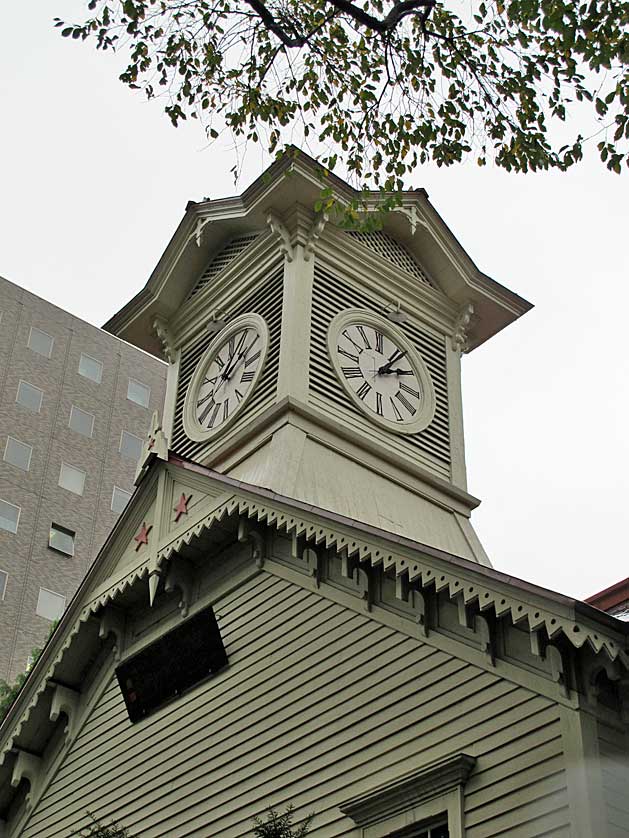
134,522,153,551
174,493,192,523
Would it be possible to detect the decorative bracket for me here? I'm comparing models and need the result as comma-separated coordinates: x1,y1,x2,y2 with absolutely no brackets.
457,594,472,629
164,558,194,617
341,551,372,611
11,750,41,808
49,684,80,738
152,317,176,364
266,212,294,262
474,614,496,666
290,533,321,585
395,204,420,236
238,517,266,568
135,410,169,485
194,216,212,247
452,302,475,354
548,644,569,698
304,212,329,261
99,607,125,660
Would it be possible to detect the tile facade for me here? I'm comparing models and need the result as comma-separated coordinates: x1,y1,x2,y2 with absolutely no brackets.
0,276,166,681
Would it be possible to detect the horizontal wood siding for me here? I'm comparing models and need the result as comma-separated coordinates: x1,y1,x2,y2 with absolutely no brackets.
22,573,568,838
599,718,629,837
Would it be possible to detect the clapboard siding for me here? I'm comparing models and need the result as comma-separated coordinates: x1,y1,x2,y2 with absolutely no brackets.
22,573,568,838
599,718,629,836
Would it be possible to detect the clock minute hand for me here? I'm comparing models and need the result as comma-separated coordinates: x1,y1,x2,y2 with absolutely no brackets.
221,331,248,380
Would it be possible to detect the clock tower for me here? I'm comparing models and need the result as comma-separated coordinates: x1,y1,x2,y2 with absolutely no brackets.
104,150,531,565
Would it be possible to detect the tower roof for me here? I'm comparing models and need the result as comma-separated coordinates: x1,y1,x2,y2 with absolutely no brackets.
103,148,531,359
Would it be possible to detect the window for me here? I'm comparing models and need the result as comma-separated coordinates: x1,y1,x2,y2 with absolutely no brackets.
69,405,95,438
0,499,20,534
16,380,43,412
340,754,474,838
390,822,449,838
4,437,32,471
78,353,103,384
127,378,150,408
28,326,54,358
111,486,132,515
58,462,86,496
49,523,75,556
119,430,143,461
0,569,7,600
36,588,65,621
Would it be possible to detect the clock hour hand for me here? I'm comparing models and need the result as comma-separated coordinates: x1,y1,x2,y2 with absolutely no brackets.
378,349,408,375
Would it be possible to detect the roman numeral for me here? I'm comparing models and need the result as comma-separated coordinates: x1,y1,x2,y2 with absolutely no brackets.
399,382,420,398
342,329,363,354
338,347,359,363
394,390,416,415
206,402,221,428
374,330,383,353
244,350,260,368
198,399,215,424
197,390,215,408
235,388,244,403
203,376,218,386
342,366,363,379
214,352,225,370
356,381,371,401
222,398,230,421
357,325,371,349
390,397,403,422
240,370,254,383
228,335,235,357
375,392,383,416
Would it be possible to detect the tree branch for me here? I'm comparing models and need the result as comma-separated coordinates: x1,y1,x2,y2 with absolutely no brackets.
243,0,436,48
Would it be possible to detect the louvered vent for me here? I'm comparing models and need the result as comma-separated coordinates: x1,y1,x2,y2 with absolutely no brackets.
309,266,450,477
171,267,283,461
187,234,260,300
347,231,433,286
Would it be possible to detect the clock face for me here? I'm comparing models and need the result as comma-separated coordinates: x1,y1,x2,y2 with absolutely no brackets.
327,309,435,435
183,313,269,442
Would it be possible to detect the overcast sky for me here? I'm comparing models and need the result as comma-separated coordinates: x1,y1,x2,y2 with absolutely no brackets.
1,2,627,600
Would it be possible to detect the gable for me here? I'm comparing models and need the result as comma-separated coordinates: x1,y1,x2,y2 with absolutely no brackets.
19,569,569,838
2,456,627,837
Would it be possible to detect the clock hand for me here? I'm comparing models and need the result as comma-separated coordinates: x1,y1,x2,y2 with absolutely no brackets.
378,348,408,375
221,331,248,380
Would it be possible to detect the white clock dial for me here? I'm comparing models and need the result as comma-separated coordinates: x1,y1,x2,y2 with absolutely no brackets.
183,313,269,442
327,309,435,435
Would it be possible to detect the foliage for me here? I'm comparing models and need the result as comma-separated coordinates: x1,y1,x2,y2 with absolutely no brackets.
74,813,137,837
252,805,314,837
0,621,58,723
56,0,629,190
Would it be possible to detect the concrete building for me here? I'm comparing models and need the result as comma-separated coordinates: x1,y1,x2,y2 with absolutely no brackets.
0,153,628,838
0,276,166,682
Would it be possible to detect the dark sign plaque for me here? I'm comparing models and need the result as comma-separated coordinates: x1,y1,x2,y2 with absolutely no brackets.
115,605,228,723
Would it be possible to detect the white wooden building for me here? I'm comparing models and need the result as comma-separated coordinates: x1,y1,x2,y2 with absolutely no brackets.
0,151,627,838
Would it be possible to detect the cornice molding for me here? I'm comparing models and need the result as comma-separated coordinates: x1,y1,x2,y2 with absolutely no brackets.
339,752,476,826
